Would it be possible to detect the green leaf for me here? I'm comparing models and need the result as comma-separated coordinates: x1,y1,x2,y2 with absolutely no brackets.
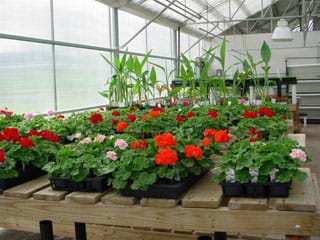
261,41,271,65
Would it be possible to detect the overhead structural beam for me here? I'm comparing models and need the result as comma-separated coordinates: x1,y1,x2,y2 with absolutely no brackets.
186,14,320,25
183,26,218,55
120,0,178,49
231,0,246,19
199,27,230,42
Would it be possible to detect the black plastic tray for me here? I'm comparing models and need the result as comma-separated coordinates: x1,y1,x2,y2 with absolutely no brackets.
0,165,45,190
221,181,291,198
121,172,206,199
49,175,109,192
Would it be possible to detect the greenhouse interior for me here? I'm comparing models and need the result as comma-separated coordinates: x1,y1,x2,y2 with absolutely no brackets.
1,0,320,239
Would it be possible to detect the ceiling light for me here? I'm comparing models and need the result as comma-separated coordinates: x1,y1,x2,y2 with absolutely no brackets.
272,19,293,42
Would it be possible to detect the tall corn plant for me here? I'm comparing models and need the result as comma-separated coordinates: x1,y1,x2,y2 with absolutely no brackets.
100,52,131,106
260,41,272,101
128,51,152,105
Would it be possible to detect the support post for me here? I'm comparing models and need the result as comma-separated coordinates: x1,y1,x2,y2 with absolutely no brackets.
112,7,119,58
39,220,54,240
177,27,181,77
292,84,297,105
214,232,227,240
75,222,87,240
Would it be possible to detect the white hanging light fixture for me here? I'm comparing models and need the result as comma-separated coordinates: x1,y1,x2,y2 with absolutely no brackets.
272,19,293,42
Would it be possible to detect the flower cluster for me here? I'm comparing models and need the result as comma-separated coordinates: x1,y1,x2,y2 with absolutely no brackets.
155,133,176,147
29,130,60,143
207,110,219,118
130,140,147,149
289,148,307,163
126,114,137,122
242,111,258,118
0,108,13,116
149,111,160,118
203,129,230,144
184,145,202,160
258,107,274,118
155,148,178,166
247,127,262,142
114,139,128,150
89,113,103,124
0,148,6,163
116,121,128,132
106,151,117,161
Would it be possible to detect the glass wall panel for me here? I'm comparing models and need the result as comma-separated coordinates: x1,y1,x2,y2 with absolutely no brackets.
54,0,110,47
0,39,54,113
119,10,146,53
0,0,51,39
55,46,110,110
147,22,172,57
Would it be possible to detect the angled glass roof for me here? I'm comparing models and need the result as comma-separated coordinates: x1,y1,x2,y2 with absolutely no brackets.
118,0,274,36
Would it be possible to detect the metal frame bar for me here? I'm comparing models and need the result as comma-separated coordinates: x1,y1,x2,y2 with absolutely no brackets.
231,0,246,19
0,33,177,61
187,14,320,25
183,26,218,54
152,0,196,22
49,0,58,112
164,0,201,19
120,0,178,49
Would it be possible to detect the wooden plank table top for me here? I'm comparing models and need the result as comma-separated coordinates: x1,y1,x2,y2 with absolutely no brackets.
0,169,319,239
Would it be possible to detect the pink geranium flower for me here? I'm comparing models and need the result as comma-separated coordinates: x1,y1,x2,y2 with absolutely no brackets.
106,151,117,161
94,134,106,143
289,148,307,163
80,137,92,144
24,112,33,120
47,110,55,116
114,139,128,150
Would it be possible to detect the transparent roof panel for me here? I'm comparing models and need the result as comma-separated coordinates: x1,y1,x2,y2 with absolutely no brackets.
126,0,275,36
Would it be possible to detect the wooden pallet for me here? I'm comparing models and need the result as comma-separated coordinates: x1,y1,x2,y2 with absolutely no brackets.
0,169,319,240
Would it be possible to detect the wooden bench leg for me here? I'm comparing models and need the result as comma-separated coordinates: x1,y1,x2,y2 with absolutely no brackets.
214,232,227,240
286,235,310,240
39,220,54,240
75,222,87,240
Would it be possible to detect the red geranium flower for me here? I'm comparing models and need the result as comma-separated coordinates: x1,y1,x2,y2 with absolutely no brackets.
111,118,118,125
186,112,195,118
182,101,190,107
242,111,258,118
256,131,262,140
213,130,230,143
129,106,136,112
116,121,128,132
0,149,5,163
89,113,103,124
155,133,176,147
258,107,274,118
39,130,59,142
203,129,217,138
249,137,256,142
247,127,256,135
155,148,178,166
19,137,34,148
3,128,20,143
50,134,60,143
202,137,211,147
126,114,136,122
152,107,164,112
0,133,4,142
208,110,219,118
141,115,148,121
57,114,65,120
111,111,120,116
175,115,184,122
28,130,40,137
149,111,160,118
131,140,147,149
184,145,203,160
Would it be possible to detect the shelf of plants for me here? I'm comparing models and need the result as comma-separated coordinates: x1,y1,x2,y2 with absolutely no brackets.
0,100,308,199
0,40,309,199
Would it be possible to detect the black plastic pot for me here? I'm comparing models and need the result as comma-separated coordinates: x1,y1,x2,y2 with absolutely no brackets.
269,182,291,197
221,182,243,197
0,165,45,190
245,183,268,198
49,175,109,192
121,173,205,199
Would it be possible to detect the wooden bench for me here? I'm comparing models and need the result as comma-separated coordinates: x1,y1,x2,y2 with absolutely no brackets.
0,168,319,240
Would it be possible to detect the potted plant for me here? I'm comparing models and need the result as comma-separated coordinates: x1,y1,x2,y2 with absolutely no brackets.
44,134,132,192
215,138,308,198
0,127,61,190
112,133,214,199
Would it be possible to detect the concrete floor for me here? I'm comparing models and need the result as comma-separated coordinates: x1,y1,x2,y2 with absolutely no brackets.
1,124,320,240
